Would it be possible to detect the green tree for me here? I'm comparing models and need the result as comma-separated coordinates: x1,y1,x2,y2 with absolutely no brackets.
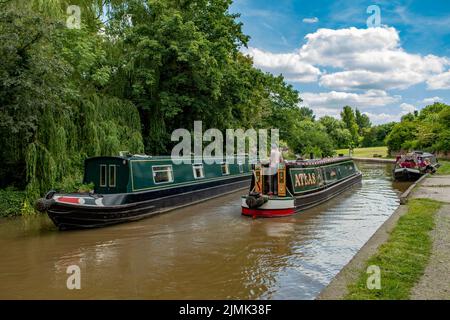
385,121,417,153
298,106,315,121
106,0,254,154
290,120,334,158
355,108,371,135
386,102,450,154
0,6,71,188
340,106,359,147
376,122,395,145
319,116,352,149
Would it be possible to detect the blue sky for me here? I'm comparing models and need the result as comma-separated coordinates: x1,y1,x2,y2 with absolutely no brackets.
230,0,450,124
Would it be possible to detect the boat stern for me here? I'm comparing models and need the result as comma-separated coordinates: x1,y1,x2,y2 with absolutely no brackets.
242,162,295,218
241,194,295,218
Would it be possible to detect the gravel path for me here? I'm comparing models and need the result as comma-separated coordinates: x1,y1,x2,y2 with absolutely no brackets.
410,176,450,300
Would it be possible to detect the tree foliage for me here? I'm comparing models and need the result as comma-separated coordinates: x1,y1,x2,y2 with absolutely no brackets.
386,102,450,154
340,106,359,147
355,108,371,135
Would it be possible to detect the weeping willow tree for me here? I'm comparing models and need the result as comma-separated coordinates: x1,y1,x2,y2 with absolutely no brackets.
24,94,144,211
1,1,144,213
12,0,108,25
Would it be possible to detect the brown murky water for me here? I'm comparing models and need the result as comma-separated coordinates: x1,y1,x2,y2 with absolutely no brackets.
0,162,410,299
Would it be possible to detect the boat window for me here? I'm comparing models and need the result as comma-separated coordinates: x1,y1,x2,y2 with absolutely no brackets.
221,163,230,175
152,166,174,184
238,164,244,173
100,165,107,187
193,164,205,179
109,165,116,187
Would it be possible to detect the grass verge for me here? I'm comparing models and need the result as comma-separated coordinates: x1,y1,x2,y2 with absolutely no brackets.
437,160,450,175
345,198,442,300
335,146,388,158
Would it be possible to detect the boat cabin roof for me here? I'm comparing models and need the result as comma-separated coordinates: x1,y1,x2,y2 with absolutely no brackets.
85,154,250,163
285,156,352,168
85,155,169,161
401,151,435,160
412,151,434,158
85,155,352,168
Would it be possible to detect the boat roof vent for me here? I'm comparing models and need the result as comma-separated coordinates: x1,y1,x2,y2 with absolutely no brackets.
132,154,152,158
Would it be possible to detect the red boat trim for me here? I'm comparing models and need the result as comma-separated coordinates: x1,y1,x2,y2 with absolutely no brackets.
242,207,295,218
57,197,81,204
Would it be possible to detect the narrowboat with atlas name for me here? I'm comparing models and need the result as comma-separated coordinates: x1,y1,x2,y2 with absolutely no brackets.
242,157,362,217
36,154,252,230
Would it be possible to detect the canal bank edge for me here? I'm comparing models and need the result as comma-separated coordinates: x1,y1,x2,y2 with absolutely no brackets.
317,173,449,300
400,173,429,205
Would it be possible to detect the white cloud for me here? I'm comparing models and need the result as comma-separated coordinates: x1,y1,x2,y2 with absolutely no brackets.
299,27,448,90
306,99,419,125
303,90,404,124
308,107,341,119
427,71,450,90
361,103,416,124
362,112,402,124
299,27,447,72
247,27,449,90
303,17,319,24
422,96,443,104
246,47,321,83
302,90,401,109
299,27,401,68
400,103,416,113
246,26,450,123
319,69,425,90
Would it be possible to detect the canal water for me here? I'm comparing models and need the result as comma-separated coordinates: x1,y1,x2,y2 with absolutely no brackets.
0,162,410,299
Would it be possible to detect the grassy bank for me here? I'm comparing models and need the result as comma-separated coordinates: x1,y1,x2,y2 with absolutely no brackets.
0,188,26,217
346,198,442,300
437,160,450,175
335,146,388,158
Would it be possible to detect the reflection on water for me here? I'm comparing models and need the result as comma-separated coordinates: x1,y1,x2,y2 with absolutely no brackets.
0,162,408,299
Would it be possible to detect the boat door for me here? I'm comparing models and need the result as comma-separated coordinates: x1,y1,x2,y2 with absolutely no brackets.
99,163,118,193
84,157,130,194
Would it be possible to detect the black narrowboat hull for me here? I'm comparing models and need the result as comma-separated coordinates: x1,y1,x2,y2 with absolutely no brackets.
46,175,250,230
393,168,423,181
294,171,362,211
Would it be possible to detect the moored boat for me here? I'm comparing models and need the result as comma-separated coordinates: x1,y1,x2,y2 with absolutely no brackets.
393,151,440,181
36,155,252,230
241,157,362,218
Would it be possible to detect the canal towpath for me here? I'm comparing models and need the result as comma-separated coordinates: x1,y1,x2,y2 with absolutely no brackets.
410,175,450,299
317,174,450,300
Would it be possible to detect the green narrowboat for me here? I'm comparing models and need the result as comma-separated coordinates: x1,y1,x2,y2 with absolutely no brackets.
36,155,252,230
242,157,362,217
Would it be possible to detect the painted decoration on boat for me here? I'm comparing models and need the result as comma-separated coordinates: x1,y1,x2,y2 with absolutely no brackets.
289,168,323,193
